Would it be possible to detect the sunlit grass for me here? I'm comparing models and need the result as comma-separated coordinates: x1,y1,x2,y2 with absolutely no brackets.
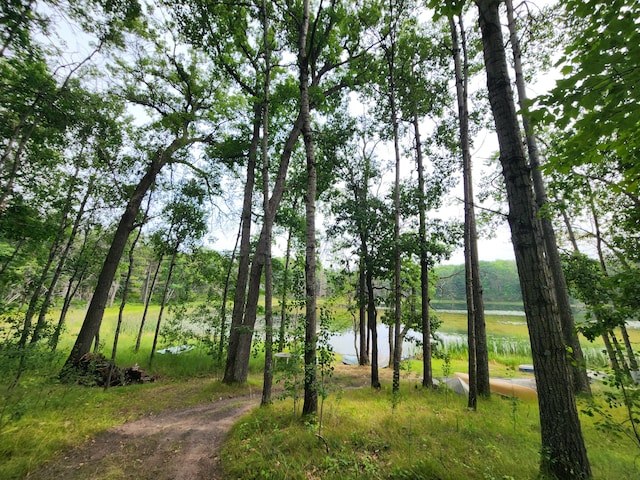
2,301,639,479
221,382,639,480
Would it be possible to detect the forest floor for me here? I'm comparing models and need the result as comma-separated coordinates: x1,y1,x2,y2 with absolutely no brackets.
24,364,391,480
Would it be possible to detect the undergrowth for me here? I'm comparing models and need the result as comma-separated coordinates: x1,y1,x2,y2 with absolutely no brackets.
221,384,639,480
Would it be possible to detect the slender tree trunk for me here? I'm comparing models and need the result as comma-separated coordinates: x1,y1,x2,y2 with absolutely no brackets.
223,112,303,384
50,227,93,351
476,1,591,477
620,325,638,371
384,3,403,395
450,14,490,401
413,110,433,388
358,260,369,366
149,247,179,367
223,102,262,383
136,255,163,353
217,221,240,365
299,0,318,417
0,238,24,278
279,226,293,352
388,322,395,370
19,171,80,347
601,332,621,371
366,265,380,389
261,0,274,407
561,202,627,373
505,0,590,396
32,177,94,344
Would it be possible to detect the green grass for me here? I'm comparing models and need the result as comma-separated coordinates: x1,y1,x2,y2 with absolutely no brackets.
1,302,639,479
221,383,639,479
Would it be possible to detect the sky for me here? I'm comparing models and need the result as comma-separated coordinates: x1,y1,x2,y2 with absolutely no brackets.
213,1,562,267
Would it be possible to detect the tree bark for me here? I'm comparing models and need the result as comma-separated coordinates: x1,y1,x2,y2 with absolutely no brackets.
366,264,381,389
223,113,303,384
223,102,261,383
413,109,432,388
299,0,318,417
107,196,149,388
476,1,591,477
62,143,175,373
279,225,293,352
358,259,369,366
217,221,240,365
449,14,490,401
261,0,274,407
136,255,163,353
505,0,591,396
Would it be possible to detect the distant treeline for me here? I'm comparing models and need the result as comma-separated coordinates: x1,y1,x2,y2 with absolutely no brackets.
432,260,523,308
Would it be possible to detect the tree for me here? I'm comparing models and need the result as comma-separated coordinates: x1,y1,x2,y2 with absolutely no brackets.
505,0,590,396
475,0,591,477
149,179,208,366
447,10,490,404
62,26,231,372
260,0,275,407
329,119,388,389
536,0,640,197
222,0,379,386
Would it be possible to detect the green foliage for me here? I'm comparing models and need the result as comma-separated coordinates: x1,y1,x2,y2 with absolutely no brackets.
535,0,640,195
561,252,637,340
433,260,523,305
160,303,221,355
582,369,640,450
275,301,306,416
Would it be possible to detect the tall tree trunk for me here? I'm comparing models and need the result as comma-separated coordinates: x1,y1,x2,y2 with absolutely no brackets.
358,260,369,366
107,202,148,388
261,0,274,407
279,226,293,352
223,102,262,384
299,0,318,417
450,14,490,401
591,199,634,375
413,110,433,388
476,1,591,478
505,0,590,396
62,145,174,373
384,1,403,395
223,112,303,384
217,221,240,365
620,325,638,371
366,264,380,389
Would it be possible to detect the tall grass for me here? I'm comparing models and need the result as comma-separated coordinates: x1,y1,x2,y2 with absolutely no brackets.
221,384,639,480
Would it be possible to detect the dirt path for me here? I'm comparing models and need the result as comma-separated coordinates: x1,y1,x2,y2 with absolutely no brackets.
25,365,390,480
25,394,260,480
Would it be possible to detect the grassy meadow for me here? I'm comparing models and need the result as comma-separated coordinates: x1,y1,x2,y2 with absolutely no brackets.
0,302,638,479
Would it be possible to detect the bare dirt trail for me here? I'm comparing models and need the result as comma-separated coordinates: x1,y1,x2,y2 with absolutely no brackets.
25,394,260,480
24,365,386,480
